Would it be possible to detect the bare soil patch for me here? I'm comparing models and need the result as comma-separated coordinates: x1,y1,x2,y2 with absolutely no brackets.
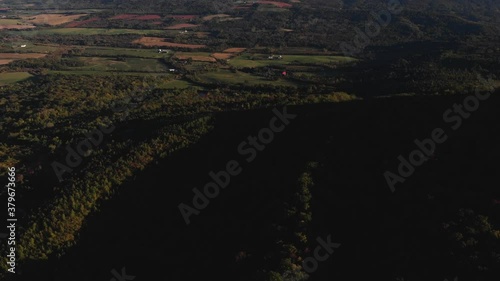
0,59,14,65
23,14,87,26
257,1,293,8
202,14,230,21
0,25,35,30
223,48,246,53
212,53,233,60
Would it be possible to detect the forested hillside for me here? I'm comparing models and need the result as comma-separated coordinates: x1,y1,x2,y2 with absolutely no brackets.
0,0,499,280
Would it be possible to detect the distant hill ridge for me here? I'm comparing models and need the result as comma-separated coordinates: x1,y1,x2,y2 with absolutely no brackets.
16,0,500,14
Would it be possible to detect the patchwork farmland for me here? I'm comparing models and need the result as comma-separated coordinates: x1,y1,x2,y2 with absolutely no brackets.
0,2,357,92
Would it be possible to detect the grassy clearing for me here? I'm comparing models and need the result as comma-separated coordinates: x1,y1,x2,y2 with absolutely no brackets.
174,52,216,62
161,79,194,89
229,54,356,68
0,72,33,85
293,72,316,78
0,52,47,64
183,61,213,72
119,58,167,72
49,70,170,77
48,70,186,87
81,46,171,58
73,57,167,72
280,55,356,64
21,14,87,26
133,37,206,48
10,44,59,53
197,69,296,86
0,53,47,59
257,7,289,12
0,19,23,25
0,43,58,57
175,52,213,57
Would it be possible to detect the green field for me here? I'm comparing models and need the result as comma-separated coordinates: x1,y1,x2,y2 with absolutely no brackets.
47,71,190,88
0,43,58,53
182,61,214,72
0,19,24,25
15,28,166,36
161,79,194,89
293,72,316,78
72,57,167,72
198,69,297,87
49,70,171,77
0,72,33,85
82,47,172,58
229,54,356,68
175,52,214,57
